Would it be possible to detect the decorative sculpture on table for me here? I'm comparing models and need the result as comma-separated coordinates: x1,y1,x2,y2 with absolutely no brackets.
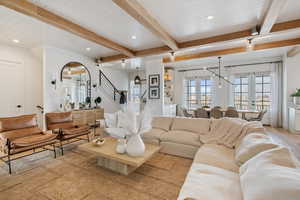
105,103,152,157
126,104,152,157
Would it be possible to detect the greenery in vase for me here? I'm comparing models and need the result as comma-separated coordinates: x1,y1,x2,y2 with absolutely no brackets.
291,89,300,97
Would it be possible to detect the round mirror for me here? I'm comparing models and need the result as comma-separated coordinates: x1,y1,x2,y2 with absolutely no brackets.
60,62,91,110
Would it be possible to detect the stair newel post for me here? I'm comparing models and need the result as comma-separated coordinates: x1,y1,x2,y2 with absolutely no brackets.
99,70,102,86
114,88,116,101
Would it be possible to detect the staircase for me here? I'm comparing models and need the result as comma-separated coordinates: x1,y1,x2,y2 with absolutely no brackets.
99,70,125,104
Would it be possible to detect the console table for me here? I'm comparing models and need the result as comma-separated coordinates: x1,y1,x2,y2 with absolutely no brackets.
72,108,104,136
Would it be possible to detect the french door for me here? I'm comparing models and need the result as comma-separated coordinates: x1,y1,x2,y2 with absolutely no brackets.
234,73,271,111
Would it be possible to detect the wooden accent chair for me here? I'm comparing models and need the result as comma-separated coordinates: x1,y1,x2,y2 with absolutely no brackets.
195,108,209,118
224,107,239,118
0,114,57,174
45,112,91,155
210,107,223,119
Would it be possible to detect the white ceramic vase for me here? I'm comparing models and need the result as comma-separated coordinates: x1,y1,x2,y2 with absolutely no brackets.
116,138,127,154
126,134,145,157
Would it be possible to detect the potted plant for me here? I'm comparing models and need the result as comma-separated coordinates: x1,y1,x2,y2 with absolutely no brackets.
291,89,300,105
94,96,102,108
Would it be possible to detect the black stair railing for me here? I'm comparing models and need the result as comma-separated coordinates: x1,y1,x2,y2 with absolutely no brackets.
99,70,122,101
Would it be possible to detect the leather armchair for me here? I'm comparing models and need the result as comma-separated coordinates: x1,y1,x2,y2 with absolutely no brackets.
0,114,58,174
45,112,91,155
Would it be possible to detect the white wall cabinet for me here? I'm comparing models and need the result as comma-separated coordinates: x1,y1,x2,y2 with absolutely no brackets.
288,107,300,133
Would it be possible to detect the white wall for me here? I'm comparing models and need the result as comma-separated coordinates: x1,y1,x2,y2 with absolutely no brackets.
43,46,129,114
0,43,43,120
282,52,300,129
145,59,164,116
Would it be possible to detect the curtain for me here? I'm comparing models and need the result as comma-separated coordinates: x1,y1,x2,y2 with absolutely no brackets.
271,62,283,127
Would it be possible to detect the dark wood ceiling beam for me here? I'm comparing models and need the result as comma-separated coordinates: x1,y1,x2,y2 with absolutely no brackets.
99,18,300,63
163,37,300,63
112,0,178,51
0,0,135,57
260,0,288,34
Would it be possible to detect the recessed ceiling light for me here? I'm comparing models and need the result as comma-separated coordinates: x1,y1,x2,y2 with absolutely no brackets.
207,15,214,20
12,39,19,43
131,35,137,40
86,47,91,51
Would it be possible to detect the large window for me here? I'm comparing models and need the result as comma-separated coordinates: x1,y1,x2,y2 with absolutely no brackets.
233,73,272,111
184,78,212,110
185,79,197,110
199,79,212,107
255,74,271,111
234,76,249,110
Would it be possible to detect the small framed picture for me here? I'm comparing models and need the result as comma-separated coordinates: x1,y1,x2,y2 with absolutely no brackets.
149,74,160,87
149,87,160,99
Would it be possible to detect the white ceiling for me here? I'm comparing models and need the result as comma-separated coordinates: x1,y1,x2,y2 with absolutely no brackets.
28,0,164,51
137,0,270,42
0,6,117,58
0,0,300,61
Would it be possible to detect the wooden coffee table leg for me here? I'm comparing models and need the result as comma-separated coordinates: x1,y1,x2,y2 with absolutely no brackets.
97,157,137,175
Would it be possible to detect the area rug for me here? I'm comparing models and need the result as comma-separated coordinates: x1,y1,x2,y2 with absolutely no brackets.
0,143,192,200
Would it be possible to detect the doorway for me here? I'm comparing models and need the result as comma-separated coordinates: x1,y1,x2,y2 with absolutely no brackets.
0,60,25,117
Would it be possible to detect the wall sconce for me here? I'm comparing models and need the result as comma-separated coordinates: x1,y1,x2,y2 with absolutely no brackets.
51,73,57,89
92,83,98,91
51,78,57,89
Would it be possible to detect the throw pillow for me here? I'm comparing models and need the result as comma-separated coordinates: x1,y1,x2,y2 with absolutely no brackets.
104,112,118,128
235,133,279,165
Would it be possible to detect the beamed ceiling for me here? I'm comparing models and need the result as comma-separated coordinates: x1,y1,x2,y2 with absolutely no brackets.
0,0,300,65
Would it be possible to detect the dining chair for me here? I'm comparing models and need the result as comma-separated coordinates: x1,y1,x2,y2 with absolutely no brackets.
210,107,223,119
225,108,239,118
213,106,222,109
195,108,209,118
246,110,267,121
227,106,236,110
182,108,193,118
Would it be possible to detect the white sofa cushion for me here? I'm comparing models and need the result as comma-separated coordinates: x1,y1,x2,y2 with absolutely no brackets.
194,144,239,172
151,117,173,131
104,127,128,138
160,130,202,147
235,133,279,165
142,128,166,140
240,147,300,200
104,112,118,128
178,163,242,200
171,117,210,135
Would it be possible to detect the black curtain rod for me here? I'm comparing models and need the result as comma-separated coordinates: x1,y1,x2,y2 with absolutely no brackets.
178,60,282,72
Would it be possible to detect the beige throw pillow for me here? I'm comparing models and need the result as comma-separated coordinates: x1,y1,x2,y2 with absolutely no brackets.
151,117,173,131
235,133,279,165
240,147,300,200
171,117,210,134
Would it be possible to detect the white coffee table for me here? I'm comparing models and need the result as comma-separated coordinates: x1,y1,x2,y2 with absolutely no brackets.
79,137,161,175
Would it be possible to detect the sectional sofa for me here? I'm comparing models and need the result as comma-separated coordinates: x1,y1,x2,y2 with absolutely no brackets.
142,117,300,200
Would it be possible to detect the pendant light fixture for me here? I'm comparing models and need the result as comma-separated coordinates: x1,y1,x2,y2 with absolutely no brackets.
170,52,175,61
247,38,254,51
134,67,141,85
67,67,72,75
217,56,222,88
121,59,126,68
